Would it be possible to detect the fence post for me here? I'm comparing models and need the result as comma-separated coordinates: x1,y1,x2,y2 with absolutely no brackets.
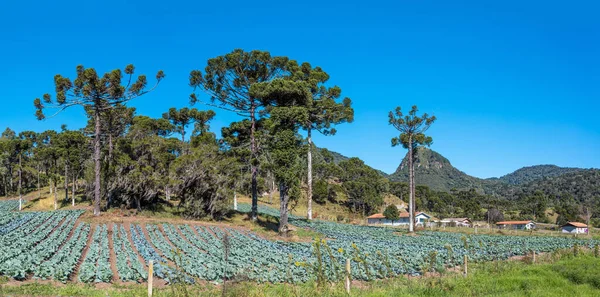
148,260,154,297
463,255,468,277
532,250,536,263
345,258,351,294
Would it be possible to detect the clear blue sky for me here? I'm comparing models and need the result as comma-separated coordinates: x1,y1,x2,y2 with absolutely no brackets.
1,0,598,178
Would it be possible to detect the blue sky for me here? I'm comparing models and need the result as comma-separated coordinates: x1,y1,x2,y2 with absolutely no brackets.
1,0,598,178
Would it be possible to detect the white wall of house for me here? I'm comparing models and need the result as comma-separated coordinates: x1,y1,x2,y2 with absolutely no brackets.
367,218,408,226
562,226,588,234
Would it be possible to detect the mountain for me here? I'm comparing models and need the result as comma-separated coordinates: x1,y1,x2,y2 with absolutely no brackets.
314,147,389,177
490,165,584,185
388,147,487,192
386,148,597,202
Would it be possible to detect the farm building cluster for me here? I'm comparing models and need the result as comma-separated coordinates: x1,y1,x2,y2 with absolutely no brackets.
366,205,589,234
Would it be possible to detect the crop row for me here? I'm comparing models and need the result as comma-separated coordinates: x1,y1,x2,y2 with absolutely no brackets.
79,224,113,283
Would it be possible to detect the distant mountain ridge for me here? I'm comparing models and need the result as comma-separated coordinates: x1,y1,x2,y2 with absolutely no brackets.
489,165,584,185
386,147,597,202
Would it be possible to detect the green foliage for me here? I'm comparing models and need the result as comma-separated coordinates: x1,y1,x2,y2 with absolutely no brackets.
383,205,400,222
339,158,387,214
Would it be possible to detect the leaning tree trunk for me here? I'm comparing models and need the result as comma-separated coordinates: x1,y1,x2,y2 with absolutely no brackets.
408,137,415,233
18,154,22,211
93,107,101,216
279,183,290,236
250,105,258,221
307,128,313,220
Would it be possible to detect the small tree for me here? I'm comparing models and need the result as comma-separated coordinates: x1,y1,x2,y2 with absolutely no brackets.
383,205,400,225
389,105,436,233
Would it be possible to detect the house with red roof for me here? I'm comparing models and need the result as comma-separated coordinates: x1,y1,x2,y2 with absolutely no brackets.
561,222,588,234
495,220,536,230
367,211,431,226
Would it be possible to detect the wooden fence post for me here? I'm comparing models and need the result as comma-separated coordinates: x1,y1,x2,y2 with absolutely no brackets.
463,255,468,277
148,260,154,297
345,259,351,294
532,250,536,263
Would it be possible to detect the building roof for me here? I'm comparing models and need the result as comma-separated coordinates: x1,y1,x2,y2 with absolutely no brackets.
399,212,428,218
367,213,385,219
563,222,588,228
368,212,430,219
496,221,534,225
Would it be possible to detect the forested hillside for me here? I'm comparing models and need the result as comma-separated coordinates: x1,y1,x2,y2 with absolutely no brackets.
490,165,584,185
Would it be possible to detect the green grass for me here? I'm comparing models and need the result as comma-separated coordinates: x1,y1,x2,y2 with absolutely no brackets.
2,254,600,296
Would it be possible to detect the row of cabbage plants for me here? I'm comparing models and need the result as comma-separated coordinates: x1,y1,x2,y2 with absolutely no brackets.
112,224,147,282
79,224,113,283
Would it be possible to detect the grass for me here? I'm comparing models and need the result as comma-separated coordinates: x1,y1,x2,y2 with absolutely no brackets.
1,251,599,296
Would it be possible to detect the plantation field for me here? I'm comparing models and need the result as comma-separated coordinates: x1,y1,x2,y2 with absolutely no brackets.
0,200,598,286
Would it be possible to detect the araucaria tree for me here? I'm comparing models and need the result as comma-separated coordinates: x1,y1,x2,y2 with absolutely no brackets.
34,64,164,216
189,49,290,221
388,105,436,233
291,62,354,220
253,75,310,236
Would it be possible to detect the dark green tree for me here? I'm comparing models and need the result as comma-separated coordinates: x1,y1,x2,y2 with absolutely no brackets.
162,107,216,145
252,74,310,236
383,204,400,224
388,105,436,233
34,64,164,216
190,49,291,221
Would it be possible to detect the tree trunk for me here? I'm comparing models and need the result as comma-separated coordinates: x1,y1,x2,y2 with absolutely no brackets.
250,105,258,221
279,182,290,236
72,174,76,207
53,179,57,210
64,162,68,202
408,137,414,233
93,107,101,216
18,154,22,211
165,185,170,201
233,191,238,211
270,180,274,205
307,128,313,220
37,164,41,199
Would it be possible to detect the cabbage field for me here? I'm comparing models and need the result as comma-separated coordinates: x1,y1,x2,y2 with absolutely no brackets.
0,199,596,284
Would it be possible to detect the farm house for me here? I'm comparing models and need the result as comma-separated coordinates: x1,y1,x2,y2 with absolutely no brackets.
367,212,431,226
439,218,472,227
496,220,536,230
561,222,588,234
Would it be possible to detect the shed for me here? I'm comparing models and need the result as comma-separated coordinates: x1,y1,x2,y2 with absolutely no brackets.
440,218,472,227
